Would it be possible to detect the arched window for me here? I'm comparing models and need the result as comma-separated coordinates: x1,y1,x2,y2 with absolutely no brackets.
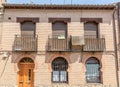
86,57,101,83
84,22,98,38
52,57,68,83
20,58,34,63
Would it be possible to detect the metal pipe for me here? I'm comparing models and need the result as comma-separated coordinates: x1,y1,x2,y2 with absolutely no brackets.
112,4,119,87
0,7,3,46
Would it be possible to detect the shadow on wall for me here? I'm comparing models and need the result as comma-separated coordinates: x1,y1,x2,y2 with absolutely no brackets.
11,52,37,63
45,52,82,64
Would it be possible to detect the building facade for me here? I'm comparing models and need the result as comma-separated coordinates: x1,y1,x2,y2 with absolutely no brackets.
0,2,119,87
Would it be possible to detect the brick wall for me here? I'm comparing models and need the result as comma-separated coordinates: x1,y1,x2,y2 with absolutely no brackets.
0,8,118,87
2,9,114,51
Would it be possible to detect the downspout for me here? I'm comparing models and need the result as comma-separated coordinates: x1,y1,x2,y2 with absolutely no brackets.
0,6,4,48
112,4,119,87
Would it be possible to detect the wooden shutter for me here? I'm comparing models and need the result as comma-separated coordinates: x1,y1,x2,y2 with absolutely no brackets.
52,22,67,38
21,22,35,36
84,22,98,38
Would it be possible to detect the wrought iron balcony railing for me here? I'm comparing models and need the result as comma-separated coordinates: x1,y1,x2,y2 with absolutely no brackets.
47,35,105,52
13,35,37,51
47,35,70,51
83,35,105,51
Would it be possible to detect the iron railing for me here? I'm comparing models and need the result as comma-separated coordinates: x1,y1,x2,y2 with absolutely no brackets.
83,35,106,51
13,35,37,51
47,35,105,52
47,35,70,51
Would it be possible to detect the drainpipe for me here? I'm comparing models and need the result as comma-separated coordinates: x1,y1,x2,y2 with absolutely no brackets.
112,4,119,87
0,6,4,48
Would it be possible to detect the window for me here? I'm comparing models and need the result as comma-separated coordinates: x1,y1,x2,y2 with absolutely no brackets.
21,21,35,36
20,58,34,63
84,22,98,38
52,21,67,39
49,18,71,39
86,57,101,83
17,17,39,36
52,57,68,83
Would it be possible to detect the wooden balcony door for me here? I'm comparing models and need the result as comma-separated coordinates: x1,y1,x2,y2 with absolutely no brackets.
52,21,67,38
21,21,35,36
18,63,34,87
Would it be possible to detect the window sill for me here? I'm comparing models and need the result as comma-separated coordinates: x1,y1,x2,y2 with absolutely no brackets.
85,83,103,86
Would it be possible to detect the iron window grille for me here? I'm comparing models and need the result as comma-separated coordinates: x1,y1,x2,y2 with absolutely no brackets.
52,57,68,83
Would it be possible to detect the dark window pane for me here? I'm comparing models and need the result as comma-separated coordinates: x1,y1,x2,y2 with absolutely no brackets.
20,58,34,63
21,21,35,35
28,69,31,81
84,22,98,38
86,58,99,64
52,22,67,38
53,22,67,30
21,22,35,31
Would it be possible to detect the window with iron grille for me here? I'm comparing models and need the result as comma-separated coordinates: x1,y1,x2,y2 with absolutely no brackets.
20,57,34,63
52,57,68,83
85,57,101,83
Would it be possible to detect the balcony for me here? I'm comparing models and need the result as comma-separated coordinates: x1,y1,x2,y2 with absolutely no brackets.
13,35,37,51
47,35,105,52
83,35,105,52
47,35,70,51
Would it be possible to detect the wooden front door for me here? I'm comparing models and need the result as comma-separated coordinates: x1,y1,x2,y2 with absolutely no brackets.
19,63,34,87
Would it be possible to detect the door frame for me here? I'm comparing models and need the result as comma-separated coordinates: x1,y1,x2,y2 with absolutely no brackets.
18,58,35,87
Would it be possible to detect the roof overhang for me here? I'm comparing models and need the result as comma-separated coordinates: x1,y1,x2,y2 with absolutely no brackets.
3,4,115,10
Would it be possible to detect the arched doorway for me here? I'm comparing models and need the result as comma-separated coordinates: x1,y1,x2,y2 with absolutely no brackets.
85,57,101,83
52,57,68,83
18,58,34,87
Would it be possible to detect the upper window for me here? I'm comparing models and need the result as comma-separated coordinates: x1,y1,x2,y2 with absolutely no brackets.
17,17,39,36
49,18,71,39
21,21,35,36
85,57,101,83
52,21,67,38
84,22,98,38
52,57,68,83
